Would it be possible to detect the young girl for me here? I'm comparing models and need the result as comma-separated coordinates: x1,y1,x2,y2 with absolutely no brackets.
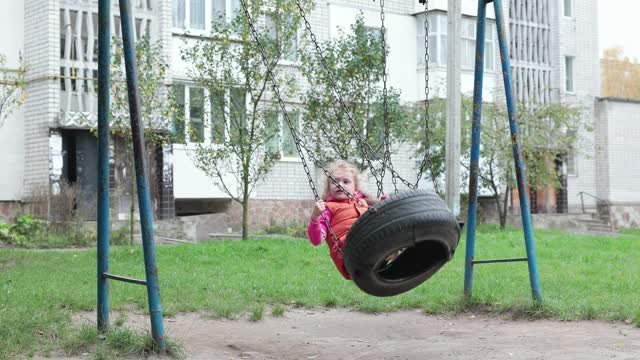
307,160,381,279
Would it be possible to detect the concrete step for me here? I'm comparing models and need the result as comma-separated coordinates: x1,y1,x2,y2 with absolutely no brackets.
587,224,615,231
580,218,607,225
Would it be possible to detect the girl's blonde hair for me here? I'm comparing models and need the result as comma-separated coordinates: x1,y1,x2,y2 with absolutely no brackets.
321,160,361,200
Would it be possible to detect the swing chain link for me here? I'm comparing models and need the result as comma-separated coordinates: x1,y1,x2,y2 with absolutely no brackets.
378,0,399,196
239,0,354,250
414,0,441,194
294,1,419,193
295,1,381,191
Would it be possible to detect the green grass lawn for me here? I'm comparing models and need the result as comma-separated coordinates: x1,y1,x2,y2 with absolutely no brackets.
1,225,639,358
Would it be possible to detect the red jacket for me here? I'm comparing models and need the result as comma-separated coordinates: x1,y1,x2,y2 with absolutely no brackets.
308,193,370,279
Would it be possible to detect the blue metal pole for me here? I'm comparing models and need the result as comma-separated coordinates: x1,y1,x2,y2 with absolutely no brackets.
493,0,542,302
464,0,487,298
118,0,166,351
97,0,111,332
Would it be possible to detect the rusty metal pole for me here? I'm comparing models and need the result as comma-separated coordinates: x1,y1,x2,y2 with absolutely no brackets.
118,0,166,351
97,0,111,333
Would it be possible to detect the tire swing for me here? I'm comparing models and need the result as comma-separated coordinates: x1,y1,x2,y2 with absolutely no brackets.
240,0,460,297
344,190,460,297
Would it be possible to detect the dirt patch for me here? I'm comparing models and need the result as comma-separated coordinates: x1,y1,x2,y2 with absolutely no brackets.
68,309,640,359
0,257,17,270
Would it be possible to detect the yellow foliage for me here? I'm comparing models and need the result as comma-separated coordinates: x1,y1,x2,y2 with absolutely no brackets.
601,47,640,100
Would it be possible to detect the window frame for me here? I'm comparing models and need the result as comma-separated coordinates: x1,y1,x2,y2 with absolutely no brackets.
173,82,251,146
563,0,574,18
172,0,240,34
564,55,575,93
276,110,302,161
264,12,300,65
418,13,495,71
566,152,577,176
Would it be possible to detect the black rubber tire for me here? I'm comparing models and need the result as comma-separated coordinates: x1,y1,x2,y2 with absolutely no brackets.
343,189,460,297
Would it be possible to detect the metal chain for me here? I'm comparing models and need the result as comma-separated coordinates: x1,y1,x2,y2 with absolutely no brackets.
294,1,418,192
294,0,381,190
378,0,399,196
414,0,441,194
240,0,367,253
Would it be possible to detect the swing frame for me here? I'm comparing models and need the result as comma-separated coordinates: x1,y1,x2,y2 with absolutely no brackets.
94,0,543,349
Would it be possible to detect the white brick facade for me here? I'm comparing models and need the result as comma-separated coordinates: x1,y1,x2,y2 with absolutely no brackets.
595,98,640,203
0,1,26,201
0,0,614,224
22,0,61,198
555,0,601,211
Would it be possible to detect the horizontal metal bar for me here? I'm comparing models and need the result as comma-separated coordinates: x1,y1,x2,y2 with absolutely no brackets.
102,273,147,285
472,257,528,265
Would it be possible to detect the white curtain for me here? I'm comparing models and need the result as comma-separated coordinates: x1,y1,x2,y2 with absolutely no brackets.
190,0,205,29
173,0,185,28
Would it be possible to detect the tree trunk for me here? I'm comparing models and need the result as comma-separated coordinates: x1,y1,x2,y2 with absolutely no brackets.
499,184,510,229
129,139,136,246
242,162,250,240
494,193,504,229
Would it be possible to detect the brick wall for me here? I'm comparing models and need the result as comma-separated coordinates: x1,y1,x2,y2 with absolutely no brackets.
595,98,640,205
23,0,60,199
226,199,315,233
556,0,600,212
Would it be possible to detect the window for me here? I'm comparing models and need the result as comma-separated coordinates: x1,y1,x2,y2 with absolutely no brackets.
173,85,186,143
265,13,299,62
419,14,494,70
483,23,495,70
417,13,446,66
459,17,495,70
189,87,205,142
461,18,475,69
173,84,244,144
209,89,225,144
565,56,575,93
281,110,300,157
173,0,240,31
265,111,281,154
264,110,301,158
173,0,185,28
566,153,576,176
190,0,205,30
212,0,226,26
563,0,573,18
229,87,247,137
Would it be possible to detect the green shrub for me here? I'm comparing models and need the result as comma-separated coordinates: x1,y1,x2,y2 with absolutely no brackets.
0,215,46,247
0,214,95,248
110,225,131,246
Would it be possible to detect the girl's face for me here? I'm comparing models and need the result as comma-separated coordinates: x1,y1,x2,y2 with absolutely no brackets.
329,169,357,199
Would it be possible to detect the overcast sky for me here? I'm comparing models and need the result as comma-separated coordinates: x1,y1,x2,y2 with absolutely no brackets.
598,0,640,60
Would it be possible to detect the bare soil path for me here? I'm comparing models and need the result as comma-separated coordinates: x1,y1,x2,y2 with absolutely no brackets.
69,309,640,359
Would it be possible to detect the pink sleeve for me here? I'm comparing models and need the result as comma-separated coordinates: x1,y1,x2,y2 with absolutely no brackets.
307,208,331,246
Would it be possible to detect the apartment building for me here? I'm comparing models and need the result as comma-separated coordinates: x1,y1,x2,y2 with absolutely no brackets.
3,0,627,232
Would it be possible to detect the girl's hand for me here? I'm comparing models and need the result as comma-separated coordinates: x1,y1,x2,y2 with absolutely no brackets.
311,200,326,221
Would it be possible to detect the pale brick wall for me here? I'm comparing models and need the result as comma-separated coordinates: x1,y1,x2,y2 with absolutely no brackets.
11,1,604,221
594,99,610,201
595,98,640,204
0,0,26,201
557,0,600,212
23,0,61,198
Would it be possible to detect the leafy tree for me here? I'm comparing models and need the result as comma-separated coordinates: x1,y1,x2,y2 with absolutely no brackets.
0,53,26,128
465,101,585,228
298,15,414,177
181,0,304,240
412,97,586,228
601,47,640,100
